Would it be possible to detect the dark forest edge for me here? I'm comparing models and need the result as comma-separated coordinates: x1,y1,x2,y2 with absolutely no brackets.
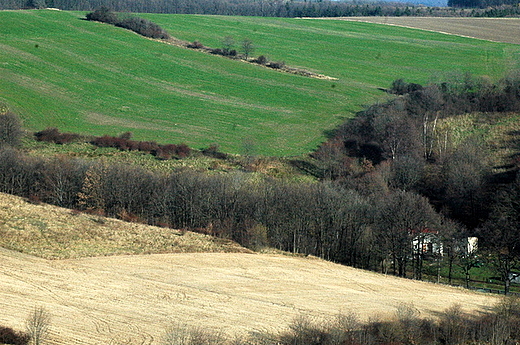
2,73,520,294
4,0,520,17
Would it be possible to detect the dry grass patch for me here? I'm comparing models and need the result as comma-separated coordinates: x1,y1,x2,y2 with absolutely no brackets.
0,192,250,259
337,17,520,45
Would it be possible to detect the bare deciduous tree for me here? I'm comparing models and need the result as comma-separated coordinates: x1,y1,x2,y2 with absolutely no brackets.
0,111,23,148
241,38,254,60
221,36,235,55
26,307,50,345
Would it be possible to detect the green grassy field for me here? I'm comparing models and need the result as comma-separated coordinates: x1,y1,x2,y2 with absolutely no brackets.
1,10,519,155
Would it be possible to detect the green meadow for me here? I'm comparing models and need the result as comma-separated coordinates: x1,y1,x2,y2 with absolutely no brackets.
1,10,519,155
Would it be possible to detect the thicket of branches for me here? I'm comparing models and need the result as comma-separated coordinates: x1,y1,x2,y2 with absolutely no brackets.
86,7,170,39
312,72,520,291
162,300,520,345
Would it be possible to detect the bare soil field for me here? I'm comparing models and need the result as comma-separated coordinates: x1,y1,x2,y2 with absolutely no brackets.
0,193,499,344
1,250,499,344
337,17,520,45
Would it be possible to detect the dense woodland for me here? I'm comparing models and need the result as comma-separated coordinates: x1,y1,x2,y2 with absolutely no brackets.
1,74,520,293
3,0,520,17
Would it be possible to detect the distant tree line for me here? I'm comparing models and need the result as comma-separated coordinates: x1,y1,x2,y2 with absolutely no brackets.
4,0,520,18
449,0,517,9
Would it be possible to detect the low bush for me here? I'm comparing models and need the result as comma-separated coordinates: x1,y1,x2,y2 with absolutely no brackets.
255,55,268,65
34,128,80,144
153,143,191,159
210,48,224,55
201,144,228,159
116,16,170,39
164,324,226,345
90,134,190,158
187,41,205,49
267,61,285,69
85,6,118,25
0,326,30,345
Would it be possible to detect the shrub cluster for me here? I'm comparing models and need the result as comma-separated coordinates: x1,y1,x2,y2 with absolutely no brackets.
91,135,190,159
201,144,228,160
116,16,170,40
210,48,237,57
268,302,520,345
0,326,30,345
34,127,81,144
187,41,205,49
33,128,191,160
86,7,170,39
184,35,286,72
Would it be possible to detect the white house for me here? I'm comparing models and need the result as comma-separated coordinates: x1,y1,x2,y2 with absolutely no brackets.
411,229,478,257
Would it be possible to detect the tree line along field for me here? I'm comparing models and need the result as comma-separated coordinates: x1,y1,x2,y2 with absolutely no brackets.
1,10,519,156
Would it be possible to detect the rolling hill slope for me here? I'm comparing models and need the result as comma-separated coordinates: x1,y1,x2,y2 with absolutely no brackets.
0,189,500,344
0,249,498,344
1,10,519,155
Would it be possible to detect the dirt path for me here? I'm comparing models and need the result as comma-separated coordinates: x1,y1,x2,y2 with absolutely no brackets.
335,17,520,45
0,248,498,344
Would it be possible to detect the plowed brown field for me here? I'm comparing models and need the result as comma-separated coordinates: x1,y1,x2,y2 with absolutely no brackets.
337,17,520,44
0,248,498,344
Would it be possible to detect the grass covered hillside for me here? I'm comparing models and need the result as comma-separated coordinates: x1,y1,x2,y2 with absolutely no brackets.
0,192,250,259
1,10,519,155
